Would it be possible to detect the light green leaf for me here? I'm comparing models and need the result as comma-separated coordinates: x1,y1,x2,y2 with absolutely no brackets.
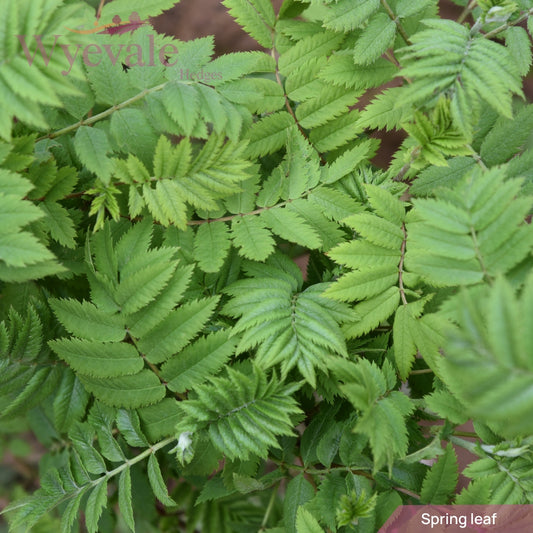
353,14,396,65
296,508,324,533
74,126,113,184
393,305,418,379
231,216,275,261
160,331,236,393
138,297,220,364
261,208,322,249
420,443,458,504
193,222,231,273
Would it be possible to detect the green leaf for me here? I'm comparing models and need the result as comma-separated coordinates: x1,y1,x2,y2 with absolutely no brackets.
138,399,181,441
261,208,322,249
193,222,231,273
147,454,176,507
352,392,414,473
393,305,418,379
295,86,360,129
343,287,400,339
480,105,533,167
49,338,143,378
353,14,397,66
162,83,200,136
399,20,522,134
80,371,166,409
420,443,458,504
222,0,275,47
74,126,113,184
115,259,177,315
307,472,347,531
323,0,380,31
60,491,85,533
323,140,374,184
53,370,90,433
175,366,301,461
504,27,532,77
284,474,315,533
161,331,236,393
85,480,108,533
296,508,324,533
364,184,405,226
70,421,107,474
439,277,533,438
118,468,135,532
116,409,150,447
50,298,125,342
99,0,179,21
410,156,476,196
244,112,294,158
424,389,468,425
231,216,275,261
407,166,533,285
138,296,220,364
0,231,55,267
278,31,345,75
343,213,404,250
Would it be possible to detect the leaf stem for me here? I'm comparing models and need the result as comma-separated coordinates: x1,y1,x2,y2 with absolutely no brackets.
260,485,279,530
452,431,478,438
380,0,412,45
270,47,327,165
468,145,488,170
36,83,168,142
483,8,533,39
409,368,433,375
398,223,408,306
457,0,478,24
394,486,421,500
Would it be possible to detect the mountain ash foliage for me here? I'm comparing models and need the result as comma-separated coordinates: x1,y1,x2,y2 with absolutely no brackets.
2,0,533,531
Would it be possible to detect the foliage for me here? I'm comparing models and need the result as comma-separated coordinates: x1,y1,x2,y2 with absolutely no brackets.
1,0,533,531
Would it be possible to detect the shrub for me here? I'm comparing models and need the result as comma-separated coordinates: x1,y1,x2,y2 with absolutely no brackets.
1,0,533,531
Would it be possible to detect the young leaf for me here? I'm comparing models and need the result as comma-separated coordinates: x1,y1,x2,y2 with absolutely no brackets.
296,507,324,533
193,222,231,273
